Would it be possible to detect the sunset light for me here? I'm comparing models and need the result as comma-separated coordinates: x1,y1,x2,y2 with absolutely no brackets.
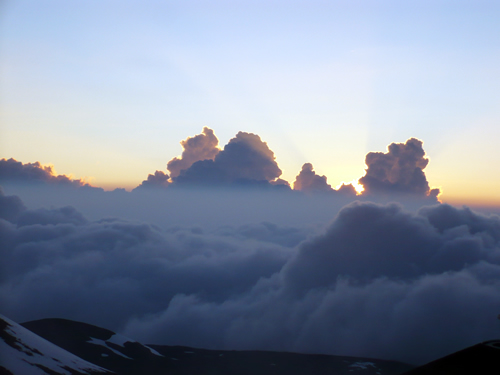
1,1,500,374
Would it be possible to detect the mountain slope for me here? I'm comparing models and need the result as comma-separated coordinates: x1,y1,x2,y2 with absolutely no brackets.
21,318,414,375
0,315,111,375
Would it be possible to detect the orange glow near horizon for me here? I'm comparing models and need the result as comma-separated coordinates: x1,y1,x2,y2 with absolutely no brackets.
439,194,500,208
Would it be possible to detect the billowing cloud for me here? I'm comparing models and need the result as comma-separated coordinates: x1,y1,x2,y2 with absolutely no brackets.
282,201,500,292
2,191,500,365
359,138,439,197
134,170,170,190
0,158,90,188
293,163,333,193
0,192,293,327
0,187,26,222
125,202,500,365
173,132,285,187
167,127,220,178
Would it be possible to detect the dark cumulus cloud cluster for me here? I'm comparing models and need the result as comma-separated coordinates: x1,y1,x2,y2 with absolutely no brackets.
172,131,285,188
358,138,439,198
133,128,356,194
0,129,440,200
133,128,439,198
135,127,220,190
1,189,499,365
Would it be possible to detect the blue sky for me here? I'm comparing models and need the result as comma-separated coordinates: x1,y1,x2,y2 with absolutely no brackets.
1,0,499,203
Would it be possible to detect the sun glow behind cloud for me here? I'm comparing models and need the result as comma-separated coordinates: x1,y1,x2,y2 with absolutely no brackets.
336,180,364,194
1,1,499,202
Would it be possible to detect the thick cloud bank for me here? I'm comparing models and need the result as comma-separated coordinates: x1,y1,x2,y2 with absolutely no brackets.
1,190,499,365
359,138,439,197
167,127,220,178
0,158,91,188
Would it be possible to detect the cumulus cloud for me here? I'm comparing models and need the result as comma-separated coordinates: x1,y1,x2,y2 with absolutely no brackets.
173,132,285,188
2,191,500,365
359,138,439,197
167,127,220,178
293,163,333,193
336,183,357,195
0,158,91,188
292,163,357,196
134,170,170,190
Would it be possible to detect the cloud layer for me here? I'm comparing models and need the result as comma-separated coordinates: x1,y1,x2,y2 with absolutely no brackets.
1,189,499,365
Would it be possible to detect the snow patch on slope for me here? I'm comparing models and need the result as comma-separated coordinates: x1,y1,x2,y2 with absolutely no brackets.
0,314,111,375
87,332,163,358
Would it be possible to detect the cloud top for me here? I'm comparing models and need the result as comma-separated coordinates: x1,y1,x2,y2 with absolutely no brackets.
167,127,220,178
134,170,170,190
359,138,439,197
173,131,283,187
293,163,332,193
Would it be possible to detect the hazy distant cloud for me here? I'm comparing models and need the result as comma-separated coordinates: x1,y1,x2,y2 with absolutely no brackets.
173,132,285,188
17,206,88,227
134,170,170,190
359,138,439,197
167,127,220,178
293,163,333,193
213,221,311,247
2,191,500,365
0,158,91,188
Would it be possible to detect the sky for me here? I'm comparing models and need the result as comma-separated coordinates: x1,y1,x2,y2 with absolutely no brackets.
2,0,500,368
1,0,500,205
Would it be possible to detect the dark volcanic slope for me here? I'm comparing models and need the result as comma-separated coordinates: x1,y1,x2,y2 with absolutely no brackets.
22,318,414,375
1,315,111,375
148,344,414,375
402,340,500,375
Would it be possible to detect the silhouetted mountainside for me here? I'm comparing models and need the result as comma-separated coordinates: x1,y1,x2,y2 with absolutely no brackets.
402,340,500,375
19,317,414,375
0,315,111,375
